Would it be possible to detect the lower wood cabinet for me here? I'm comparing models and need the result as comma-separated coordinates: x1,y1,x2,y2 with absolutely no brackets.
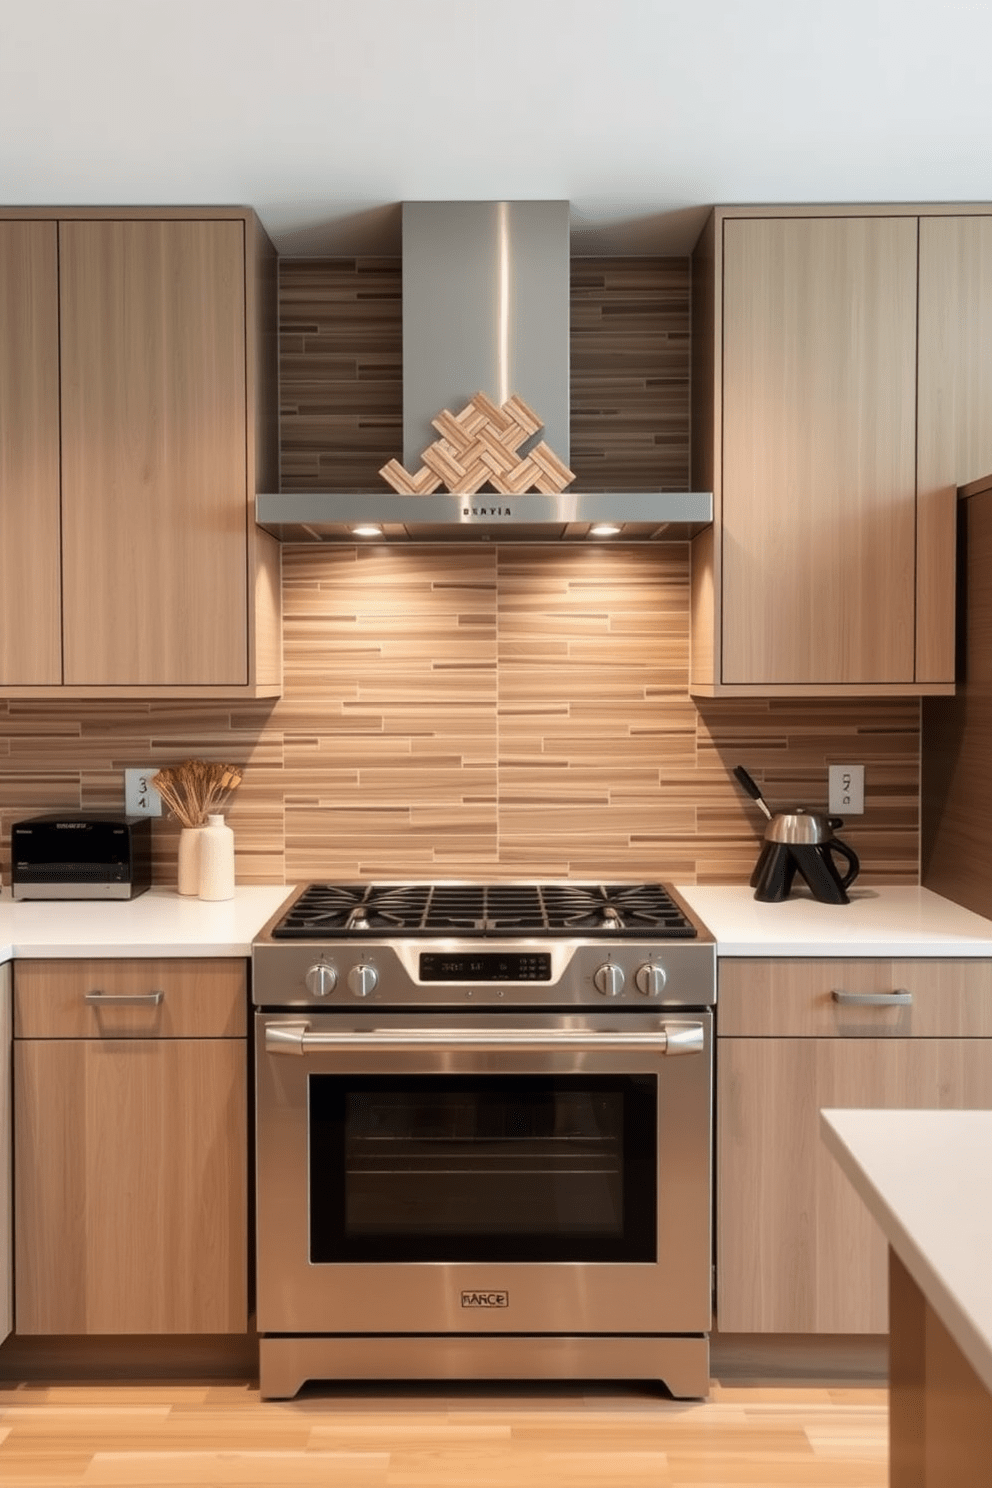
13,959,248,1335
0,965,10,1345
716,958,992,1334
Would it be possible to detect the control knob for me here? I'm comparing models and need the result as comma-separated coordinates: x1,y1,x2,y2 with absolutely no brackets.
305,963,337,998
634,961,667,997
348,963,379,998
593,962,625,997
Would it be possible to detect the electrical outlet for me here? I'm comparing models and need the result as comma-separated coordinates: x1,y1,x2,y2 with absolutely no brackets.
125,768,163,817
828,764,865,815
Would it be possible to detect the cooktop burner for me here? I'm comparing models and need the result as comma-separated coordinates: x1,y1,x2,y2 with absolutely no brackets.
270,882,698,940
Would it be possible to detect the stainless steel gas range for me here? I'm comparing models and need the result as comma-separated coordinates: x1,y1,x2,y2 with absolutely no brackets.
252,881,716,1400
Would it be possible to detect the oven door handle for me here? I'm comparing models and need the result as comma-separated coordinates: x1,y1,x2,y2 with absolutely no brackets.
264,1021,706,1056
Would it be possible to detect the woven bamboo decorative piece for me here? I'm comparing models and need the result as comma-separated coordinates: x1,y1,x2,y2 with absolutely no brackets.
380,392,575,496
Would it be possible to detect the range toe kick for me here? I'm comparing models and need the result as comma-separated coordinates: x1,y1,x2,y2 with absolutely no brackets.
258,1335,710,1401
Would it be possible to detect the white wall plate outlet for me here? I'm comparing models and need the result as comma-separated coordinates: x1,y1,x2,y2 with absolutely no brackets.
828,764,865,815
125,768,163,817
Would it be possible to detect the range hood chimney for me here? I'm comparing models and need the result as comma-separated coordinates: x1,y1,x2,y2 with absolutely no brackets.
256,201,712,543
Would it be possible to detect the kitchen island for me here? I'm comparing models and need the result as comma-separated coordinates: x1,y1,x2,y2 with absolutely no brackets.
822,1108,992,1486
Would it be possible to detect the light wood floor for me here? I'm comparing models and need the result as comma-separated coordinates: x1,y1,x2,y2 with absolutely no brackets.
0,1379,888,1487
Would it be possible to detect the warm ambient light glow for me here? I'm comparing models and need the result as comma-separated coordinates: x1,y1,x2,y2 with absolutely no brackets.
590,524,622,537
351,525,384,538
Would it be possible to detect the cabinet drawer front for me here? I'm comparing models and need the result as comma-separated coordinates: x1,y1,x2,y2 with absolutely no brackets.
14,959,247,1039
718,958,992,1038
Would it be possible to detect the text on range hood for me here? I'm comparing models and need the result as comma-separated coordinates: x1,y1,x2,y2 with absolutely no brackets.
256,200,713,543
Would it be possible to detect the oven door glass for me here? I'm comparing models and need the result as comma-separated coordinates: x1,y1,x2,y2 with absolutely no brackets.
308,1074,657,1263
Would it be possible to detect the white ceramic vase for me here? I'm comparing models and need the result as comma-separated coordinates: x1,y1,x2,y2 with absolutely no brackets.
176,825,204,896
199,814,235,901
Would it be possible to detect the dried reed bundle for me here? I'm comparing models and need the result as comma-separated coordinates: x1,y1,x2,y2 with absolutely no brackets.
151,760,243,829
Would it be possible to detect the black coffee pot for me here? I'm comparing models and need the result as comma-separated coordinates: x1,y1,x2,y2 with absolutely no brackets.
734,766,861,905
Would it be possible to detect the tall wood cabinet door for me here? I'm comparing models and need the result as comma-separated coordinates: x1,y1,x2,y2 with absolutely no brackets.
58,220,249,686
717,1036,992,1334
0,966,10,1345
721,216,918,686
14,1037,247,1334
0,222,61,684
917,216,992,682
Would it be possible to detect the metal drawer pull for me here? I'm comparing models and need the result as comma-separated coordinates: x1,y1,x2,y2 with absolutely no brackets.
84,990,164,1006
831,989,913,1007
265,1022,706,1057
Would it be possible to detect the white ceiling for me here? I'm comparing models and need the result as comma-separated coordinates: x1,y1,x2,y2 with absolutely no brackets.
3,0,991,256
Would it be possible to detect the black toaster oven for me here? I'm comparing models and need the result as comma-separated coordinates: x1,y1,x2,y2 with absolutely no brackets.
10,814,152,900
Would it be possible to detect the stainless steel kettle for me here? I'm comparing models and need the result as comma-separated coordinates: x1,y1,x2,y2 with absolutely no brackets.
733,766,860,904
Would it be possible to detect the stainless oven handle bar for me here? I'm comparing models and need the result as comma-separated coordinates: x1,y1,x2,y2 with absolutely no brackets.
264,1022,706,1056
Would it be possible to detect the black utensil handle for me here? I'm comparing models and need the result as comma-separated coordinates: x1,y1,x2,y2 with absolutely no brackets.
733,765,763,801
734,765,774,820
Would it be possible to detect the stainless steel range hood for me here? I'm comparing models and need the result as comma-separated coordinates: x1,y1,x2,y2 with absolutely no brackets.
256,201,712,544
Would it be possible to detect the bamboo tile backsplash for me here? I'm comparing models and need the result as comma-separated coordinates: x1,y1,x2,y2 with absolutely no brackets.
0,258,920,887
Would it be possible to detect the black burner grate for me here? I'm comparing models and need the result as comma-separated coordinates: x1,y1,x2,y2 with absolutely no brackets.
270,882,697,939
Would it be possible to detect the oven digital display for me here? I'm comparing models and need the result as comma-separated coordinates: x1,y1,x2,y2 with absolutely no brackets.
419,952,552,982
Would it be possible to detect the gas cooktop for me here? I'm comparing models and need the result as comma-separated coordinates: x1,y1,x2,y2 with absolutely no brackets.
268,881,698,940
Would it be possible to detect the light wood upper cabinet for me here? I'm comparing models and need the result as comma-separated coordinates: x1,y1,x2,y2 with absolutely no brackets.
60,221,248,686
0,207,281,698
722,216,918,687
917,215,992,682
690,205,981,697
716,958,992,1334
13,958,248,1335
0,222,61,685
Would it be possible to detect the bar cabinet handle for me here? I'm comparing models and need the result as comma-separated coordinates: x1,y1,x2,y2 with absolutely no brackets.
831,989,913,1008
84,990,165,1006
265,1022,706,1057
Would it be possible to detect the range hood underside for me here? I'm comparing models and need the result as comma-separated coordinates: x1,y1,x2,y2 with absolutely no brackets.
255,491,713,544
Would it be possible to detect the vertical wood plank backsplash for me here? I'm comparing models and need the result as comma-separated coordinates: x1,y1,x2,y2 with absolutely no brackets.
0,258,920,887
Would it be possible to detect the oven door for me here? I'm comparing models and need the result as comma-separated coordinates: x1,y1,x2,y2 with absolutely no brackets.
255,1010,712,1336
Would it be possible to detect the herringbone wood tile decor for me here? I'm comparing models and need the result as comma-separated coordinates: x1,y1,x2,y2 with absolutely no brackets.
380,391,575,496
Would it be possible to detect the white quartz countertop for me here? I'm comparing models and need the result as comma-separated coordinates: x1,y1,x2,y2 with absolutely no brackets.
675,884,992,956
821,1107,992,1394
0,885,294,961
1,882,990,961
